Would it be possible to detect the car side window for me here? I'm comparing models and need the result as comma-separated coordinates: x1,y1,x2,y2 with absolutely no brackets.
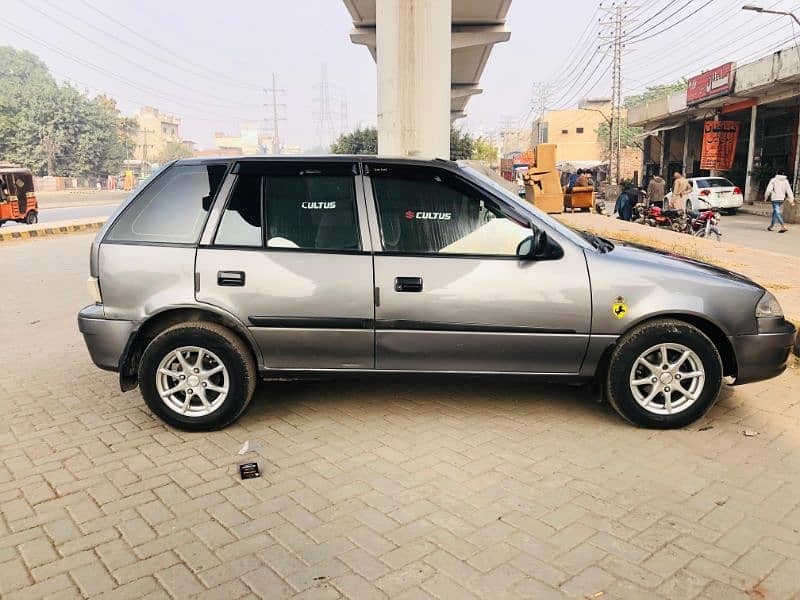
215,174,263,247
107,164,227,244
371,169,528,256
265,174,360,251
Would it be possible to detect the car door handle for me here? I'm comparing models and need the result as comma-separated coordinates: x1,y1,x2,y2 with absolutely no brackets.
395,277,423,292
217,271,245,286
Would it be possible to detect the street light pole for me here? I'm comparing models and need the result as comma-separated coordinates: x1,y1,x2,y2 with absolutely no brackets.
742,5,800,223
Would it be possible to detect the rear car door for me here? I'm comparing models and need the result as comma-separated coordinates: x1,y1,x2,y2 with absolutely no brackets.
365,163,592,373
196,160,375,370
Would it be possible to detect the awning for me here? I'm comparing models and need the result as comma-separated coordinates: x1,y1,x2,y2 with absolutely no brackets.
636,121,684,140
556,160,604,173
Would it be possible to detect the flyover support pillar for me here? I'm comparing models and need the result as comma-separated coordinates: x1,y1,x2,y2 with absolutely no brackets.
376,0,451,158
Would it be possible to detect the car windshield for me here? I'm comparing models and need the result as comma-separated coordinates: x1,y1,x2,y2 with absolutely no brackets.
696,178,735,189
459,165,595,251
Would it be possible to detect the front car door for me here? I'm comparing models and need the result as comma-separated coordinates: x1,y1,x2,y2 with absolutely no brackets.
364,162,592,373
196,160,375,370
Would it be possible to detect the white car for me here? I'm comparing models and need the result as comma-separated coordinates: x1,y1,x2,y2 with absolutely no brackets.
665,177,743,213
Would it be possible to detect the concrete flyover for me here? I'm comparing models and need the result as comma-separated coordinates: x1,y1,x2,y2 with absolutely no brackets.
343,0,511,158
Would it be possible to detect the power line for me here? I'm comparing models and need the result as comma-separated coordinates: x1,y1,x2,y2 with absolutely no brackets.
264,74,286,154
14,0,262,110
627,0,718,44
77,0,263,91
36,0,263,93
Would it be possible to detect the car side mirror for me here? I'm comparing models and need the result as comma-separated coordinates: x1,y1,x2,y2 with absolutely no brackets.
516,228,548,260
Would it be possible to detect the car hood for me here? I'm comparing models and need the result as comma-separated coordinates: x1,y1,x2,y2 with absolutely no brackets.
607,239,762,290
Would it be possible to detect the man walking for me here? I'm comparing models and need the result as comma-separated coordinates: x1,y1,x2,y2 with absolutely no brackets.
671,172,692,211
764,168,795,232
646,174,666,208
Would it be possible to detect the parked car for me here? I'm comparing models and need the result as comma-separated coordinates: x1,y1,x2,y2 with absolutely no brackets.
78,157,797,431
665,177,743,213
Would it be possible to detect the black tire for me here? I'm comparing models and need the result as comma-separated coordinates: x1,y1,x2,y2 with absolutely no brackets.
728,208,738,215
25,211,37,224
605,319,722,428
139,321,256,431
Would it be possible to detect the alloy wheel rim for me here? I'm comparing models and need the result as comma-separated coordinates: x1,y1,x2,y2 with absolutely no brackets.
156,346,229,417
629,343,705,415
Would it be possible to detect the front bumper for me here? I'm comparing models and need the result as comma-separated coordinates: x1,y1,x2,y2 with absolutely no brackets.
77,304,135,372
730,318,797,385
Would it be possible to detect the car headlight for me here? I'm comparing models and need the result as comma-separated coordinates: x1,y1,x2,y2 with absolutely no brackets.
756,291,783,318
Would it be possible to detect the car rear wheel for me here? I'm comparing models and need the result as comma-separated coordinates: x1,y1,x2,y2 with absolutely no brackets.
606,319,722,428
139,321,256,431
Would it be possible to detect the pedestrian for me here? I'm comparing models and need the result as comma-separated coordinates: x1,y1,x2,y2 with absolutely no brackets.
764,167,796,232
671,172,692,210
614,185,635,221
646,174,666,208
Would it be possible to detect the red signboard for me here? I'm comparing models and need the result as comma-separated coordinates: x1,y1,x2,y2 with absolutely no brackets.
687,62,735,105
700,120,740,171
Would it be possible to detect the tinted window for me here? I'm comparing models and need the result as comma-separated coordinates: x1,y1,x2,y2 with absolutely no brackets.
372,171,527,255
696,178,735,188
266,175,360,250
215,175,262,246
107,164,226,243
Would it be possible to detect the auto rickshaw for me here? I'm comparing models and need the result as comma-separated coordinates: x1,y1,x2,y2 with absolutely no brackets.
0,167,38,226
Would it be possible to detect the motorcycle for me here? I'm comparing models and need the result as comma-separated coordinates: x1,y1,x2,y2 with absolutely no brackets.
687,207,722,240
635,204,684,232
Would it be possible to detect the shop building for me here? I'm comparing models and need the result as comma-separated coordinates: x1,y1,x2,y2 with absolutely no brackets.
629,45,800,205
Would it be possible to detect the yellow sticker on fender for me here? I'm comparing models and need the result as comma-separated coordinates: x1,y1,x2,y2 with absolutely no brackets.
612,302,628,319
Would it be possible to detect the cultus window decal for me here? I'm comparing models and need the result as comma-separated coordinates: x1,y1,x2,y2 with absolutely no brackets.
301,201,336,209
404,211,452,220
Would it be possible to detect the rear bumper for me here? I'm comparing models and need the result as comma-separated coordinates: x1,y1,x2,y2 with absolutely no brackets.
77,304,135,372
730,319,797,385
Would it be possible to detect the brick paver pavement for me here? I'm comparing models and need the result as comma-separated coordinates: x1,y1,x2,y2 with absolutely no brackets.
1,233,799,599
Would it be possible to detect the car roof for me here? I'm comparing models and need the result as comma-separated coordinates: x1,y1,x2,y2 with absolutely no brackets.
174,155,459,170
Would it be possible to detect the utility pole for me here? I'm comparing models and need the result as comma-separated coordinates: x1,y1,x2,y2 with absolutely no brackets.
140,128,154,177
600,2,633,185
530,82,552,149
264,73,286,154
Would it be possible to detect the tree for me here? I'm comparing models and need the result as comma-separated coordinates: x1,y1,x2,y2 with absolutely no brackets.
472,137,498,163
330,126,378,155
449,127,474,160
0,46,131,177
624,80,687,108
330,125,476,160
157,141,193,163
597,120,643,153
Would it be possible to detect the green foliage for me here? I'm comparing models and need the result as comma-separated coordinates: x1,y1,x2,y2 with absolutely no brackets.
624,80,688,108
0,46,130,177
597,120,643,152
157,141,193,163
330,125,477,161
330,126,378,155
471,136,498,163
449,127,474,160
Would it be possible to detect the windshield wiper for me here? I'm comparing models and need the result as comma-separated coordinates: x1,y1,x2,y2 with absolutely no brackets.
580,231,614,253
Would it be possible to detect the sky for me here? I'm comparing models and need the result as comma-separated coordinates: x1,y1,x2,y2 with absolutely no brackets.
4,0,800,150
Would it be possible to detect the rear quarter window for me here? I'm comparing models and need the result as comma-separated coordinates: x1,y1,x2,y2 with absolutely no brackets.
106,164,227,244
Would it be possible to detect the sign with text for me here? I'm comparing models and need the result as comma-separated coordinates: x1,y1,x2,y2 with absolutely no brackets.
687,62,735,105
700,120,740,170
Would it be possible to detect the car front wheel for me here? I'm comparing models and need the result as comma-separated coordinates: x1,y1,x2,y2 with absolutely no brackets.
139,322,256,431
606,319,722,428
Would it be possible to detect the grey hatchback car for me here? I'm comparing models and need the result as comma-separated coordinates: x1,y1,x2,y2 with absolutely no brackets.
78,157,797,431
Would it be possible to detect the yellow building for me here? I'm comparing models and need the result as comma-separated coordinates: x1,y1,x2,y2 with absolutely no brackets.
531,99,616,163
132,107,182,165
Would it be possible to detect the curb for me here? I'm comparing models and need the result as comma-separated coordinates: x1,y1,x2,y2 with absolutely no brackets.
0,221,105,242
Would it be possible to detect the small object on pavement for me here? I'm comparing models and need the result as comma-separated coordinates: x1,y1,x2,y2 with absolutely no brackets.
743,429,759,437
238,440,261,455
698,425,714,431
239,461,260,479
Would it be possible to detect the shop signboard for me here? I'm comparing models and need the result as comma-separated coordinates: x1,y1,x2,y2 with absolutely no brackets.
687,62,735,105
700,120,740,170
